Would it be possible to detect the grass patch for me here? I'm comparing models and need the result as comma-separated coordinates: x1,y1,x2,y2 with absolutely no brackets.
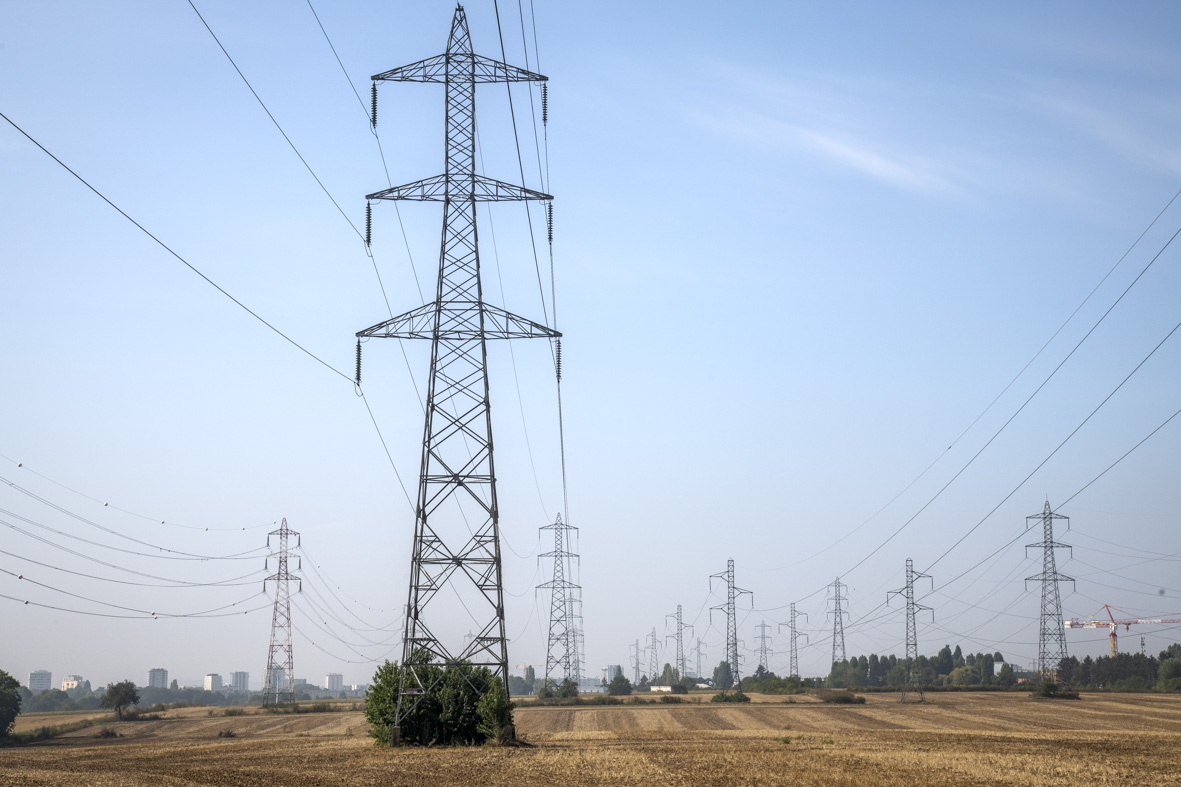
711,691,751,703
7,717,113,744
530,695,622,707
223,707,247,717
216,729,237,738
95,727,122,739
815,689,866,704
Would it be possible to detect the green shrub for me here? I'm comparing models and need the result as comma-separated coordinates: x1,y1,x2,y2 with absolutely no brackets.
223,707,246,717
711,691,751,703
1031,680,1078,700
659,695,682,704
217,729,236,738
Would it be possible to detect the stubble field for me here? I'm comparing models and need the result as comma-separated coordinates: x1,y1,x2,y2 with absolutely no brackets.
3,692,1181,785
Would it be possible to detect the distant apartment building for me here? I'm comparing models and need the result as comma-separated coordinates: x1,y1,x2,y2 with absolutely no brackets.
28,670,52,693
230,671,250,692
601,665,622,684
204,673,223,691
60,675,84,692
147,668,169,689
324,673,344,692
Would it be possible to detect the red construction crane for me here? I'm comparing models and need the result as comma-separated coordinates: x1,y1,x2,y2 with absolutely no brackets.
1064,605,1181,658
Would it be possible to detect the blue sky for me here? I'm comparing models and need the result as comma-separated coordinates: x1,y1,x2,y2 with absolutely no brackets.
2,0,1180,689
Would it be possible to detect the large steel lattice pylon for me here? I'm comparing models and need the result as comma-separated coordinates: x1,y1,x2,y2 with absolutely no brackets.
710,558,752,684
263,517,300,705
1026,501,1073,680
357,5,554,725
828,577,848,667
888,557,932,703
538,513,579,685
779,603,808,680
666,604,692,681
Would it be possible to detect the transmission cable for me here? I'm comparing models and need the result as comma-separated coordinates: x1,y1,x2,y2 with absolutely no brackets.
0,111,352,382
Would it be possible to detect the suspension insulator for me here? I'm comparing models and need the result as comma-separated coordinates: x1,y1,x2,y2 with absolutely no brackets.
371,82,378,128
355,339,362,385
547,202,553,245
555,338,562,381
365,201,372,246
542,83,548,126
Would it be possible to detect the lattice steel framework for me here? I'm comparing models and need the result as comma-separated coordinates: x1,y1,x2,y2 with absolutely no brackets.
666,604,692,682
631,639,641,685
357,6,553,724
1026,501,1073,680
646,628,659,683
754,622,773,673
828,577,849,667
779,603,808,679
694,637,706,680
711,558,752,683
889,557,932,702
263,518,300,705
538,513,579,683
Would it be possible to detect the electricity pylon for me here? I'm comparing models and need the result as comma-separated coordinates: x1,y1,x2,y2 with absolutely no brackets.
1026,501,1073,680
888,558,932,703
666,604,692,682
355,6,554,734
827,577,849,667
263,517,300,705
538,514,579,684
754,622,773,673
631,639,641,685
778,603,808,679
694,637,706,680
646,628,659,683
711,558,753,683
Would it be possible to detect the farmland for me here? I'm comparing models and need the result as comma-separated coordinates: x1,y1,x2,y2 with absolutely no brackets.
3,692,1181,785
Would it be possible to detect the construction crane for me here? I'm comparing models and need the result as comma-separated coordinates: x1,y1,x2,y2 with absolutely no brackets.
1064,605,1181,658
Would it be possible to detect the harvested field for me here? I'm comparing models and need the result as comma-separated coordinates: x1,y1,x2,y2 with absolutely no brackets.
2,692,1180,785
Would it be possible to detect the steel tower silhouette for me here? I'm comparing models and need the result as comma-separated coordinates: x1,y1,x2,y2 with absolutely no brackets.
356,6,554,728
263,517,300,705
889,557,932,702
711,558,752,683
1026,501,1073,679
828,577,848,667
538,514,579,684
779,603,808,679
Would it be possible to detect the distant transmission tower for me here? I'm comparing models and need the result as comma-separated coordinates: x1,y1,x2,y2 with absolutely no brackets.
1026,501,1073,680
694,637,705,680
888,558,932,703
646,628,659,682
827,577,849,667
355,6,554,734
630,639,641,685
263,518,300,705
666,604,692,681
778,603,808,679
754,622,773,672
538,514,580,684
711,558,753,683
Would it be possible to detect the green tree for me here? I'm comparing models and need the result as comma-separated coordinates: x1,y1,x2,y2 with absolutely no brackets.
524,665,536,689
101,680,139,720
607,673,632,696
995,662,1016,687
0,669,21,739
713,661,734,690
952,645,965,670
1158,658,1181,691
981,653,995,685
1160,644,1181,662
557,679,579,698
364,654,512,746
169,679,179,691
934,645,954,676
658,663,679,686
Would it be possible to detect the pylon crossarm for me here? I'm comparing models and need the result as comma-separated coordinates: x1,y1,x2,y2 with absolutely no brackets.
357,302,559,340
373,52,545,84
366,173,552,202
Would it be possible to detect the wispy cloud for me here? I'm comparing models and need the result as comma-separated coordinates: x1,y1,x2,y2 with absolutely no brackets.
691,102,961,195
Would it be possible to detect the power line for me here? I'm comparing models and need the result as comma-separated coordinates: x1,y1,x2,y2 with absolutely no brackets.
0,110,352,383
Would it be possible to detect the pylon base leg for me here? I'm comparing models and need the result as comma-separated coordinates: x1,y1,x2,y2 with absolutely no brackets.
390,726,401,747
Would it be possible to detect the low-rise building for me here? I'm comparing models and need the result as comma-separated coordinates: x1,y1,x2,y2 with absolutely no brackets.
61,675,84,692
